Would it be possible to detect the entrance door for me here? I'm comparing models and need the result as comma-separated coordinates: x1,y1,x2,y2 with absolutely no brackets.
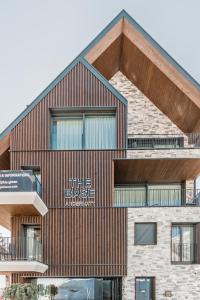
136,278,154,300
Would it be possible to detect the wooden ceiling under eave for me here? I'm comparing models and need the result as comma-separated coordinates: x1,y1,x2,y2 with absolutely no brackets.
114,158,200,184
85,18,200,133
0,134,10,170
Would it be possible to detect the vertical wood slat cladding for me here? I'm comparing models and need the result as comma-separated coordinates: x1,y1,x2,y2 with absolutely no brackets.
11,151,127,276
10,62,127,278
11,151,125,207
11,62,126,150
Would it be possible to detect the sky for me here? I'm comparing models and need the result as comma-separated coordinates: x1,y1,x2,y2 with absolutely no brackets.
0,0,200,133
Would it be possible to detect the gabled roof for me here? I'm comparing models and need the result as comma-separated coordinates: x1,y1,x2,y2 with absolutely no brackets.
0,10,199,141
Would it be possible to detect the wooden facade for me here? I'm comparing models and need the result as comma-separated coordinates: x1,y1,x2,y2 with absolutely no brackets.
9,62,127,279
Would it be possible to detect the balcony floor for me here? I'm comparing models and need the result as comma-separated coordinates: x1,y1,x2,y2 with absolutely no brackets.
0,192,48,229
0,261,48,274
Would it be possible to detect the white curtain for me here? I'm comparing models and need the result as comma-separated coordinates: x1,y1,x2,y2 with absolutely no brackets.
148,184,181,206
115,186,146,207
85,116,116,149
52,118,83,150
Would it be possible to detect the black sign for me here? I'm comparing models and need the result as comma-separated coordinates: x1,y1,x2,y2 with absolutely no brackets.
0,171,34,192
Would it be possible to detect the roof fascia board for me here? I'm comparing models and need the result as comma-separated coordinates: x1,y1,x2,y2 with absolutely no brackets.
122,11,200,91
82,9,199,91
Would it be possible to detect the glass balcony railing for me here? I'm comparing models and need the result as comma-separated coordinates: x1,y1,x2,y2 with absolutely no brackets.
0,170,42,197
127,133,200,149
0,237,43,263
114,188,200,207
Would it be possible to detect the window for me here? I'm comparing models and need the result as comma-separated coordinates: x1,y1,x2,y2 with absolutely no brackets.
52,114,116,150
128,136,183,149
172,224,195,263
115,186,146,207
114,184,182,207
135,277,155,300
147,184,181,206
35,278,122,299
24,225,41,261
135,223,157,245
21,166,42,196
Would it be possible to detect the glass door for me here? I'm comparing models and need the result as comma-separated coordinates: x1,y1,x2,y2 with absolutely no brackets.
136,278,154,300
172,224,195,262
24,225,41,261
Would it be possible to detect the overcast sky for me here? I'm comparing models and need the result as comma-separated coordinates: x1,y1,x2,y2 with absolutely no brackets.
0,0,200,133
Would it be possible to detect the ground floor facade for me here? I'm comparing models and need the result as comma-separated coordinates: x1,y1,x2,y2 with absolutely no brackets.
17,206,200,300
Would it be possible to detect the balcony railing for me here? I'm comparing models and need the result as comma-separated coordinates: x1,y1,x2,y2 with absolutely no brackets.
127,133,200,149
0,237,42,262
114,188,200,207
172,243,196,263
0,170,42,197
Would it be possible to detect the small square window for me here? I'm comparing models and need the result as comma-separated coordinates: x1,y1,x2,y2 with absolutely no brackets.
135,223,157,245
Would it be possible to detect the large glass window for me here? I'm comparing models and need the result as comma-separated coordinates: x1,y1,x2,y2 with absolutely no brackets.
135,223,157,245
114,184,182,207
35,278,121,299
147,184,181,206
172,224,195,263
115,186,146,207
52,114,116,150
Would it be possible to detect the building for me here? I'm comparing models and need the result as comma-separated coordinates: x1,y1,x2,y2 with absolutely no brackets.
0,10,200,300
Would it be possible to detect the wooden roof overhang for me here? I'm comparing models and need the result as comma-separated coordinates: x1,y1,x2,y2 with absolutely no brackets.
114,158,200,184
0,134,10,170
85,14,200,133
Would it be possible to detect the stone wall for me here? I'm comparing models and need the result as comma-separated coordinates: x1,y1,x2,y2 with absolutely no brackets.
110,72,200,299
123,207,200,300
110,72,183,135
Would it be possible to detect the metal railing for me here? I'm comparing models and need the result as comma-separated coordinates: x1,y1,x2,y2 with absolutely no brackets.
0,237,42,262
127,133,200,149
172,243,196,263
0,170,42,197
114,188,200,207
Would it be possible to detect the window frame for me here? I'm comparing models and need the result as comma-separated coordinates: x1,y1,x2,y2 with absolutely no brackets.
171,223,196,264
50,111,117,150
135,277,155,300
114,182,183,207
134,222,157,246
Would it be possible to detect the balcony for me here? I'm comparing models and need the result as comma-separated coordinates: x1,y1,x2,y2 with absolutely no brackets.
0,237,48,273
114,187,200,207
127,133,200,149
0,170,48,228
